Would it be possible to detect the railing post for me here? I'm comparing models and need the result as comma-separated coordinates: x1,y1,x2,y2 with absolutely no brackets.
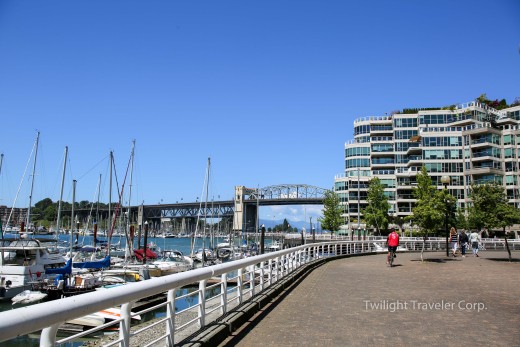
166,289,176,346
249,265,255,297
237,268,243,305
260,261,265,290
268,258,273,285
40,323,60,347
275,256,280,282
198,280,207,328
220,273,228,315
119,301,134,347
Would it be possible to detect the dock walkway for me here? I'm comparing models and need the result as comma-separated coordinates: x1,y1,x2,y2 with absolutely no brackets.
216,251,519,347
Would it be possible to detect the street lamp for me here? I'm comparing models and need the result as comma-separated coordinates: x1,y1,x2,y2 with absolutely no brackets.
441,175,451,257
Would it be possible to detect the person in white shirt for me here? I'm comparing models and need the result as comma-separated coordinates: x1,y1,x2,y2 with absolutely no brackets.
469,231,481,257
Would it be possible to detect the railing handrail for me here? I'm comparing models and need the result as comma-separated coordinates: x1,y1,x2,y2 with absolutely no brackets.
0,238,517,345
0,244,308,341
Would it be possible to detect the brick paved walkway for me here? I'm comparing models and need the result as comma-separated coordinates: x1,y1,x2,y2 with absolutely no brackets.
219,251,520,347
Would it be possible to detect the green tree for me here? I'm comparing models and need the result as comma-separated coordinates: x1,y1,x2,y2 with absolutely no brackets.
43,205,57,222
455,207,469,231
35,198,54,211
363,177,390,235
409,167,443,235
318,189,343,235
409,167,456,260
469,182,520,261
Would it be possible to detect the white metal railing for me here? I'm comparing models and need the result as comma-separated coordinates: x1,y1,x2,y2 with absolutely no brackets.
1,238,517,346
0,241,373,347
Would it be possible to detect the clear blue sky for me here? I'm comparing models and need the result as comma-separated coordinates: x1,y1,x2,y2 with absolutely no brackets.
0,1,519,224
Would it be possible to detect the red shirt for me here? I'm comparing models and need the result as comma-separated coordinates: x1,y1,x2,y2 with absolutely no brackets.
387,231,399,247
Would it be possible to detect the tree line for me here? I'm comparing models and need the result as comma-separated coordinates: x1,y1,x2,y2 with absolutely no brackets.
319,166,520,238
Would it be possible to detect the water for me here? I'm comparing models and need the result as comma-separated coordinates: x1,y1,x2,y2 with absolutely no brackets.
0,233,254,346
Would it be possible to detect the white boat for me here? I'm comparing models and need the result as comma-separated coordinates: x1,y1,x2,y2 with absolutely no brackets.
153,250,193,275
216,246,244,260
66,313,105,328
11,290,48,305
98,268,142,285
0,239,68,301
64,307,141,330
266,241,282,252
159,232,176,238
97,306,141,321
192,248,215,263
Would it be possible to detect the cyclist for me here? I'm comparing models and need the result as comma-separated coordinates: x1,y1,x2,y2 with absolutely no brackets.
386,228,399,266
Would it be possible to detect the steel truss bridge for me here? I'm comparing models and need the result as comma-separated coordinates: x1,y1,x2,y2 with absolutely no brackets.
64,184,328,233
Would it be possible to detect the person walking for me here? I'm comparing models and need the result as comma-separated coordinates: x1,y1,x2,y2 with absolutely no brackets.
450,227,458,257
469,230,481,257
458,230,469,258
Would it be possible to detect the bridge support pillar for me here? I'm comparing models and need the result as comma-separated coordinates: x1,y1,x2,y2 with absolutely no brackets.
233,186,259,236
233,186,245,234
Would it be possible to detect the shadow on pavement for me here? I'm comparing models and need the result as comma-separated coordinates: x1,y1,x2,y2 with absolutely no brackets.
486,258,520,263
410,258,459,263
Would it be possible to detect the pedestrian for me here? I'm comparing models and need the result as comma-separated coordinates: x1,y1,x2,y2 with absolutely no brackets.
450,227,458,257
469,230,481,257
458,229,469,258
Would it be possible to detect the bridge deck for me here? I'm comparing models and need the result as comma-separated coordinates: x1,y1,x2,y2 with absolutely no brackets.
218,251,520,347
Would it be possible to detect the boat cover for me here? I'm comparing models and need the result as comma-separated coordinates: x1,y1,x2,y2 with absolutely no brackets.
45,258,72,275
73,255,111,269
133,249,158,260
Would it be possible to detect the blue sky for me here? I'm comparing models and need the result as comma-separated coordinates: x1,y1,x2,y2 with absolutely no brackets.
0,1,519,223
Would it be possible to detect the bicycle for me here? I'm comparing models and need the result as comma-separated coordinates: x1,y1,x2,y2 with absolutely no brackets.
388,247,397,267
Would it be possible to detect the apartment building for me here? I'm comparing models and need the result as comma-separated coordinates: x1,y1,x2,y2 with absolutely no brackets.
334,100,520,231
0,205,28,231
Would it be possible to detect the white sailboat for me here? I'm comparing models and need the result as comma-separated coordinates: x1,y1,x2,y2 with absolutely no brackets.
0,132,68,301
190,158,218,265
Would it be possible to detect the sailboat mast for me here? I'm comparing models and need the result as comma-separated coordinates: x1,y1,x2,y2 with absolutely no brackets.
55,146,68,239
94,173,102,247
202,157,211,254
70,179,77,258
0,153,3,176
26,131,40,232
126,140,135,259
107,151,113,252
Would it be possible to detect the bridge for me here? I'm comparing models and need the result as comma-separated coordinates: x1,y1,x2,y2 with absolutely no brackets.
0,238,518,346
63,184,328,234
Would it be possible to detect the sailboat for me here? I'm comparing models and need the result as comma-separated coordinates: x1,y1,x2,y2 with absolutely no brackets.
0,132,68,301
190,158,220,265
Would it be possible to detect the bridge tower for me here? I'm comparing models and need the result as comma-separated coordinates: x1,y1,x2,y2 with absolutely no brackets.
233,186,259,235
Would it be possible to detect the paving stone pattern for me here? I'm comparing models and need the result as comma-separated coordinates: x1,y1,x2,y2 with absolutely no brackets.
222,251,520,347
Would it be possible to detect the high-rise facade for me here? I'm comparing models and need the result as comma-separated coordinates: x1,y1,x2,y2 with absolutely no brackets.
334,100,520,231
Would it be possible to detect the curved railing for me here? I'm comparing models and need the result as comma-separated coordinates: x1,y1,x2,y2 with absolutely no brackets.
0,238,517,346
0,241,372,346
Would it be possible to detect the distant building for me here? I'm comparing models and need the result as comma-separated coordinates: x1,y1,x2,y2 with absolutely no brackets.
335,100,520,231
0,205,28,230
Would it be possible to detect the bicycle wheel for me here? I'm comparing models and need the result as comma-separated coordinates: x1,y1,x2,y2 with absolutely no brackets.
389,251,394,267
